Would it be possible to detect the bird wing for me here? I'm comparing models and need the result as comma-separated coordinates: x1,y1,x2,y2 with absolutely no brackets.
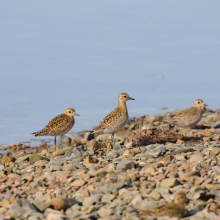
39,114,73,136
91,108,121,132
139,203,183,218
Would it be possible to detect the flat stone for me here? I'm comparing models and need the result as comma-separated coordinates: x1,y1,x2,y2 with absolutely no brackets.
100,183,117,194
210,147,220,156
32,200,50,212
9,199,38,219
189,152,205,163
71,180,86,187
97,208,114,217
131,194,143,207
179,171,200,181
106,151,119,159
101,194,115,203
83,194,102,206
28,154,49,163
160,178,180,188
116,160,134,170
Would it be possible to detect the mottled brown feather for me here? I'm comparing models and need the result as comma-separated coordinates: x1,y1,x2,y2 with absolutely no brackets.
33,108,78,137
91,93,134,134
139,192,188,218
35,114,74,137
165,99,207,128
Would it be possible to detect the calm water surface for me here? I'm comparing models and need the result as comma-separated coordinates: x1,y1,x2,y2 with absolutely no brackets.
0,1,220,146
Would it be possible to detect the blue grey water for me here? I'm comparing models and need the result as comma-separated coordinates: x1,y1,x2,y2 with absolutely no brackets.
0,1,220,146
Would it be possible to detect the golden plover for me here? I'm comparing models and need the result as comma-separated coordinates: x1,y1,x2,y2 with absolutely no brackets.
139,192,188,218
90,93,134,149
32,108,79,150
164,99,208,131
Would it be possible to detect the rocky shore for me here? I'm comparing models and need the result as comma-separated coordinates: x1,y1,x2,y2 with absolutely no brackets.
1,109,220,220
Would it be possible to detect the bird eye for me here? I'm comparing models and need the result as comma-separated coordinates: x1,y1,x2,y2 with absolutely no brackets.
198,102,200,104
124,96,127,98
181,196,183,198
68,111,71,113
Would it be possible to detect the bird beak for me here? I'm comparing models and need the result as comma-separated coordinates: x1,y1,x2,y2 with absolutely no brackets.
74,113,80,116
128,97,135,100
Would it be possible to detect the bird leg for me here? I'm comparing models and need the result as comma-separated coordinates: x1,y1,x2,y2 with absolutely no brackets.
54,136,57,151
111,132,115,149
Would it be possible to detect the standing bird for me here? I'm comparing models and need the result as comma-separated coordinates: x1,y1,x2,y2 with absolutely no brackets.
138,192,188,218
90,93,134,149
32,108,79,150
164,99,208,133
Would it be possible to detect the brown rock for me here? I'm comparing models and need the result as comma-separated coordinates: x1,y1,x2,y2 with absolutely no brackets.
40,143,47,147
209,203,218,211
180,163,190,170
160,178,180,188
9,195,16,203
1,156,14,164
45,197,76,211
202,129,213,137
0,199,10,206
176,139,186,145
83,156,99,166
179,171,200,181
206,184,220,190
213,135,220,141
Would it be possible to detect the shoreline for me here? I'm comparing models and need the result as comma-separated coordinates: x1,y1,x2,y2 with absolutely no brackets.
0,109,220,219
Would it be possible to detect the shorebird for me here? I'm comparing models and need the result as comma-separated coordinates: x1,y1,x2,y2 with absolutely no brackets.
32,108,79,150
90,93,134,149
139,192,188,218
164,99,208,134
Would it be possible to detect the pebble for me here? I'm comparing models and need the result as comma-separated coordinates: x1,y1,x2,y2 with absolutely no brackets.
1,109,220,219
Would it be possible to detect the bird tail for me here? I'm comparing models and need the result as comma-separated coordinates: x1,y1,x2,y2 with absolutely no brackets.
32,132,38,137
90,125,103,134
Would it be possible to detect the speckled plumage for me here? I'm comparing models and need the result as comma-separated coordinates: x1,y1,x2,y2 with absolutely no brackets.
165,99,208,128
91,93,134,148
32,108,79,149
139,192,188,218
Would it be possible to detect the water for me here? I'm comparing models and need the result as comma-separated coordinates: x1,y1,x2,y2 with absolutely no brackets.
0,1,220,146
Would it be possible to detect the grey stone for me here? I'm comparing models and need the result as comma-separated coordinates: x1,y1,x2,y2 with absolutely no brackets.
101,194,115,203
146,145,166,157
116,178,131,190
131,194,142,207
46,161,63,168
15,155,29,163
106,151,119,159
9,199,38,219
116,160,135,170
32,200,50,212
83,194,102,206
98,208,114,217
72,162,88,171
212,122,220,128
189,152,205,163
100,183,117,194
